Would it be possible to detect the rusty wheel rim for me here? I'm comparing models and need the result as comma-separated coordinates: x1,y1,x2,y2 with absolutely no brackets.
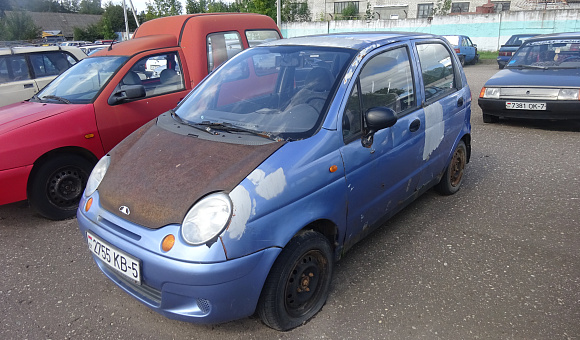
449,147,466,187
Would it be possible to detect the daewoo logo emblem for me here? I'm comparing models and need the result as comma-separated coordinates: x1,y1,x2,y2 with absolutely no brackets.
119,206,131,215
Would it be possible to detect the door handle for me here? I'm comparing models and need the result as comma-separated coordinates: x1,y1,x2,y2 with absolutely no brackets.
457,97,464,107
409,119,421,132
23,83,34,89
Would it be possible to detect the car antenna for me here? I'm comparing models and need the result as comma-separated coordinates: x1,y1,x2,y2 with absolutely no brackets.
108,38,117,51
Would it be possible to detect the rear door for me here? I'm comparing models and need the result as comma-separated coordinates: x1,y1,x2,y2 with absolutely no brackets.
0,55,37,106
414,40,469,188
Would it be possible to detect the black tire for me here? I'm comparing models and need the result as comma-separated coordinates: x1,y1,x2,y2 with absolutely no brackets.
28,154,94,220
258,230,333,331
435,140,467,196
459,55,465,67
498,64,505,70
483,113,499,123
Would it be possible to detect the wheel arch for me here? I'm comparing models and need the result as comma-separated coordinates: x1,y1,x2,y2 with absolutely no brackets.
461,133,471,164
27,146,99,195
294,219,340,260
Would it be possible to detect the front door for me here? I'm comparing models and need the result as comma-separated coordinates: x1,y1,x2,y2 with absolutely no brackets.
339,44,425,242
94,51,188,152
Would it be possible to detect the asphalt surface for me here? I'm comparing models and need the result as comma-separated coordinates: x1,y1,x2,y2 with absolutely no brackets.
1,61,579,339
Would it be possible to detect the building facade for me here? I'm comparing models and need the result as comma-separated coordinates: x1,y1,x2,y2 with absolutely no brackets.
306,0,576,21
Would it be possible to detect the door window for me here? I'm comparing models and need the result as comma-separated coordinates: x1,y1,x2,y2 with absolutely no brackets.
416,43,457,102
121,52,185,98
0,55,30,82
29,51,78,78
342,46,415,143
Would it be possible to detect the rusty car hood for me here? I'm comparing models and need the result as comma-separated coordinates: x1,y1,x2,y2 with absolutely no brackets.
98,118,284,228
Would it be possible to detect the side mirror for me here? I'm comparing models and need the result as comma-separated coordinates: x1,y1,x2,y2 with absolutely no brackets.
473,44,478,48
362,107,397,147
108,84,146,105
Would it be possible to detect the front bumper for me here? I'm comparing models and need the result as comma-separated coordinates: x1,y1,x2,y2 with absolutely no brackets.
77,193,281,324
478,98,580,120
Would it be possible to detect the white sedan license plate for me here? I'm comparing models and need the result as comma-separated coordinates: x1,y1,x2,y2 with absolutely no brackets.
506,101,546,110
87,231,141,284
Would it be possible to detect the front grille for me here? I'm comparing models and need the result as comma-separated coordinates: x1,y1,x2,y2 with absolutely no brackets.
106,266,162,306
500,87,559,100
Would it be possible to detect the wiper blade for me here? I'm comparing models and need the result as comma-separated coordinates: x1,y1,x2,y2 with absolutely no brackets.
510,64,547,70
194,120,283,141
41,95,71,104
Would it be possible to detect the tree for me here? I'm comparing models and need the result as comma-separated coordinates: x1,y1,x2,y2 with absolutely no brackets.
145,0,182,19
102,2,139,32
282,1,310,22
0,10,42,40
340,3,358,20
79,0,103,14
434,0,452,15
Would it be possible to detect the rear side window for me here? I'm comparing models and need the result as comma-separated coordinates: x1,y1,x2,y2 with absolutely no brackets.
29,51,78,78
207,31,243,72
416,42,457,102
246,30,281,47
0,55,30,83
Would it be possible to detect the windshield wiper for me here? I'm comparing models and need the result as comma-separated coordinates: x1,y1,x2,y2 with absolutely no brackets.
41,95,71,104
196,121,284,141
510,64,547,70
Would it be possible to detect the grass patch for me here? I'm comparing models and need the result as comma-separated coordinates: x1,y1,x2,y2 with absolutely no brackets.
479,51,498,60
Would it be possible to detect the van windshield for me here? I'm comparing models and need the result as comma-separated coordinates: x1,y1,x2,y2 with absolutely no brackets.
174,45,355,140
33,56,127,104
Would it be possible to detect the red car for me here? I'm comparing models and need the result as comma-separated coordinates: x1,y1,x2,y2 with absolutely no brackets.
0,13,281,219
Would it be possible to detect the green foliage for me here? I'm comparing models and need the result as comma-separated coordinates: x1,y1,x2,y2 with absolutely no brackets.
145,0,182,19
339,3,358,20
102,2,139,31
253,0,276,20
434,0,452,15
79,0,103,14
364,2,373,20
0,10,42,40
282,1,310,22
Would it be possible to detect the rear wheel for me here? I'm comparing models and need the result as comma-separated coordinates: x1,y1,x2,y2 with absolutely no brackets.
28,154,93,220
459,55,465,67
435,140,467,195
258,230,333,331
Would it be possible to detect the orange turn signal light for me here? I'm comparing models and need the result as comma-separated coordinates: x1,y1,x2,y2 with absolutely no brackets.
84,133,95,139
329,165,338,173
85,197,93,212
162,234,175,252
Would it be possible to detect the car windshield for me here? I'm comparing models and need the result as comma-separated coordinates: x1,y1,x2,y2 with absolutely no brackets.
33,56,127,104
443,36,459,45
508,39,580,69
505,35,536,46
174,45,355,140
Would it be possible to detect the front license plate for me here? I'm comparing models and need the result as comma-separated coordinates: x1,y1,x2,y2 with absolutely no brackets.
506,101,546,110
87,231,141,284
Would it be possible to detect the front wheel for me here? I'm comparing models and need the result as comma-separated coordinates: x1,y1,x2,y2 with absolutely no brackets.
28,154,94,220
257,230,333,331
435,140,467,195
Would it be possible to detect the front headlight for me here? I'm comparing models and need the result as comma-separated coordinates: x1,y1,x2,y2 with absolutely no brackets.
480,87,500,99
181,192,232,245
84,155,110,197
558,88,580,101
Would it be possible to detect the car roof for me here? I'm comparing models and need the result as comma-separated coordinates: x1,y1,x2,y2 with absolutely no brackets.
525,32,580,42
0,45,83,56
263,32,439,50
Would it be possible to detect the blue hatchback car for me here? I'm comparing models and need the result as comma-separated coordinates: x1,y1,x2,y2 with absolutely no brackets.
77,32,472,330
444,35,479,66
496,34,539,69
